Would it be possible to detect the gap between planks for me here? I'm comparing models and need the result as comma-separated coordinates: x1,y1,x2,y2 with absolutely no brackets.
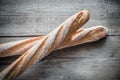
0,34,120,38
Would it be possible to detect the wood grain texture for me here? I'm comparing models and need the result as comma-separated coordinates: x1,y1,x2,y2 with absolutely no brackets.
0,0,120,80
0,37,34,43
0,0,120,36
0,36,119,80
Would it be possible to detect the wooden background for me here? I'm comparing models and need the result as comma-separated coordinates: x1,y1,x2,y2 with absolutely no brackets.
0,0,120,80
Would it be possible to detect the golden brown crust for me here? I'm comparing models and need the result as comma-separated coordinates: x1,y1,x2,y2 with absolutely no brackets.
0,37,43,57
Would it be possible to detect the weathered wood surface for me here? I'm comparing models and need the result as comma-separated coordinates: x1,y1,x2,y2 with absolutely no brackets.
0,0,120,37
0,36,120,80
0,0,120,80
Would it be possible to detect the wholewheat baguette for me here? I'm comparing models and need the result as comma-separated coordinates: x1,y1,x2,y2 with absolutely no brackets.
0,10,108,80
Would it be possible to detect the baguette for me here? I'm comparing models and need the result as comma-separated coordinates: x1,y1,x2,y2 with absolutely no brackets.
0,26,107,57
0,10,89,58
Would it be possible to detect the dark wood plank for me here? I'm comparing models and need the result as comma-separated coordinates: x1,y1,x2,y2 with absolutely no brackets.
0,37,35,43
0,36,120,80
0,0,120,36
